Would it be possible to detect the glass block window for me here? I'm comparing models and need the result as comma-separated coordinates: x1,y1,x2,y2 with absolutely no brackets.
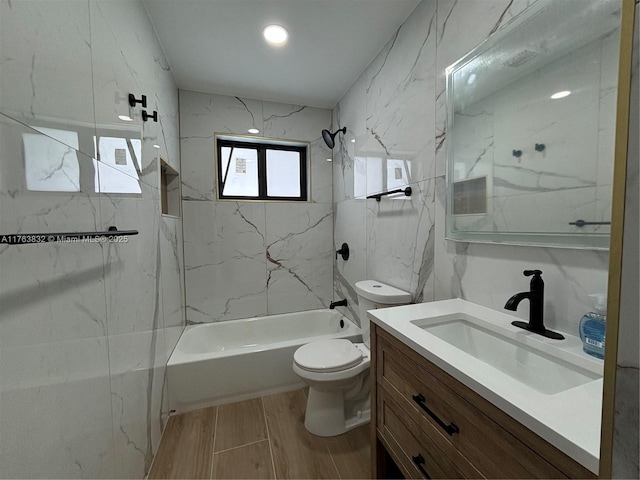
216,136,307,201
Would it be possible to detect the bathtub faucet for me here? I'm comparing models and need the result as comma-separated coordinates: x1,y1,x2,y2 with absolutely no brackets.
329,299,348,309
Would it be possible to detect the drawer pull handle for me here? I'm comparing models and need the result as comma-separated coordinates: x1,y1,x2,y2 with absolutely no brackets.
412,393,460,436
412,454,431,479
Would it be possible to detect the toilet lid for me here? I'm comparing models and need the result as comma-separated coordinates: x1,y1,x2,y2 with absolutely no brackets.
294,339,363,373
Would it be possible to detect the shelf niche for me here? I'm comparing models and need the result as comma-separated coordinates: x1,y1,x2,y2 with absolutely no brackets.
160,158,180,217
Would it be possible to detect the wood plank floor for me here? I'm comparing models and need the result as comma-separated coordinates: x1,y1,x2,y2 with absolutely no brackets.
148,388,371,479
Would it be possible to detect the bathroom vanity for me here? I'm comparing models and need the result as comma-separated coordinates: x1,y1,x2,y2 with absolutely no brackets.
369,300,602,479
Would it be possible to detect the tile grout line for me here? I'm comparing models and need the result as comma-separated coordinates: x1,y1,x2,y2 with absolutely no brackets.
261,396,278,480
209,406,219,479
213,438,270,455
326,439,342,479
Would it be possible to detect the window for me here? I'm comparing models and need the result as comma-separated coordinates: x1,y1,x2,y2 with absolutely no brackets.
216,136,308,201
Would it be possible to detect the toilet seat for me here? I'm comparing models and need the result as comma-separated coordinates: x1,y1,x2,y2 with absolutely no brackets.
294,339,363,373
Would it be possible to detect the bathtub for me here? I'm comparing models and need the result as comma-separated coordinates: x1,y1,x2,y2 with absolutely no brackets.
167,309,362,412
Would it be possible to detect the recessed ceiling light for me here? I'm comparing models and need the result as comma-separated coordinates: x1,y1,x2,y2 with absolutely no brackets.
350,139,356,143
248,128,260,134
153,144,160,149
118,115,133,122
263,24,288,46
326,158,332,162
551,90,571,99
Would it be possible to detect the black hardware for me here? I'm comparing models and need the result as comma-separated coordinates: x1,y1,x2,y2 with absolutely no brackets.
339,319,345,328
367,186,412,202
0,227,139,245
411,454,431,479
142,110,158,122
569,219,611,228
330,299,347,309
535,143,546,152
512,149,522,158
128,93,147,108
505,270,565,340
336,242,349,261
411,393,460,436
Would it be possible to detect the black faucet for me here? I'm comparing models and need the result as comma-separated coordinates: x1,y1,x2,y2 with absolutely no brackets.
504,270,565,340
330,299,347,309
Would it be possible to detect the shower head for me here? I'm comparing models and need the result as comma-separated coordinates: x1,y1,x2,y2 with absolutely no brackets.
322,127,347,149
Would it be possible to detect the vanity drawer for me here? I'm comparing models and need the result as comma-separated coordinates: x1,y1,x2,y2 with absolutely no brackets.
378,386,469,479
376,328,569,479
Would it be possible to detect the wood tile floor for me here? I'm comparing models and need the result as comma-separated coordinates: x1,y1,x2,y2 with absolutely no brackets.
148,388,371,479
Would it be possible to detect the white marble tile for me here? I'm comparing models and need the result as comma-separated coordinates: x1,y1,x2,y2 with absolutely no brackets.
365,178,435,299
365,0,437,185
333,199,367,323
0,0,96,156
265,203,333,314
160,215,185,328
108,329,167,478
0,339,115,478
0,197,109,347
333,71,367,202
89,0,157,127
100,196,162,335
183,200,267,322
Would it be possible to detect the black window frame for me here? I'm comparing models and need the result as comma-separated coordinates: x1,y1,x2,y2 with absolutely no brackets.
216,138,308,201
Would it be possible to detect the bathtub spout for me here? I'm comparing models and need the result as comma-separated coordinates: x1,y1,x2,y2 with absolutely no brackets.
330,299,348,309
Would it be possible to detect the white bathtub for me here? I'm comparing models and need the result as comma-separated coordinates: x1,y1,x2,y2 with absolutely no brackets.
167,309,362,412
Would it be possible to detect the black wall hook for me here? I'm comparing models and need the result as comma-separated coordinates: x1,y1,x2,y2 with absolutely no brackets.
535,143,546,152
142,110,158,122
512,149,522,158
128,93,147,108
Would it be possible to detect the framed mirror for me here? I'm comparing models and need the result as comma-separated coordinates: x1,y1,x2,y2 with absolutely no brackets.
445,0,624,249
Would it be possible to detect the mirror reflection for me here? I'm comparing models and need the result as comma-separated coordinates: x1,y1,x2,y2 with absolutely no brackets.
446,0,622,249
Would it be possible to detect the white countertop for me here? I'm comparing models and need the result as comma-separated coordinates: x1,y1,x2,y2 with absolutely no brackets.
368,298,604,474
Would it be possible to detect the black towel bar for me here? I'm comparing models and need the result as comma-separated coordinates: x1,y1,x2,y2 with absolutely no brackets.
367,186,412,202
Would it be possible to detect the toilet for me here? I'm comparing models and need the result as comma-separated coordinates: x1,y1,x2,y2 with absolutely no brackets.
292,280,411,436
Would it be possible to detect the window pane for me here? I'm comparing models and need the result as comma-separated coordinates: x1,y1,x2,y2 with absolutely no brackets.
386,158,411,190
266,149,300,197
221,146,258,197
94,136,142,194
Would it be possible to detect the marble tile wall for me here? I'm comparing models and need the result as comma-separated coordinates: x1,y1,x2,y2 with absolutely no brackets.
333,0,638,476
334,0,611,336
0,1,183,478
180,90,333,323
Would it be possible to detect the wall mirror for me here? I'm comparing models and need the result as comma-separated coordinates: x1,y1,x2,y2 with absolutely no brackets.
445,0,624,249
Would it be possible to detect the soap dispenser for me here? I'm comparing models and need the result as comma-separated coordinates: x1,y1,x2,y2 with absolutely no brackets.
579,294,607,359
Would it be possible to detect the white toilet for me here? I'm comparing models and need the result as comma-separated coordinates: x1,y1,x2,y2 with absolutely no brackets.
292,280,411,436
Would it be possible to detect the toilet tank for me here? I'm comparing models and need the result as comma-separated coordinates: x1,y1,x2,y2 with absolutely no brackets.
354,280,412,348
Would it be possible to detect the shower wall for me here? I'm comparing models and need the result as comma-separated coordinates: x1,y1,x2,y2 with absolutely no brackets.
179,90,334,323
0,1,183,478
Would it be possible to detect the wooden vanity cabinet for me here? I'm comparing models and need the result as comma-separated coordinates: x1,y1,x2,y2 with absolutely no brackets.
370,324,597,479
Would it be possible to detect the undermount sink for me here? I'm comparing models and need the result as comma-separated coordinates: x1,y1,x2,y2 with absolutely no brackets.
411,313,600,395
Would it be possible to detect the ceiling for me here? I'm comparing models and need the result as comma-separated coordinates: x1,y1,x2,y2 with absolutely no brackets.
143,0,421,109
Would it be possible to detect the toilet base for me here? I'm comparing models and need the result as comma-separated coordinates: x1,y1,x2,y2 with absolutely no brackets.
303,387,370,437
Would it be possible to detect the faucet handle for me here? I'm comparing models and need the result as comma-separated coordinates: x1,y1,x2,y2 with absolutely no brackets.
524,269,542,277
